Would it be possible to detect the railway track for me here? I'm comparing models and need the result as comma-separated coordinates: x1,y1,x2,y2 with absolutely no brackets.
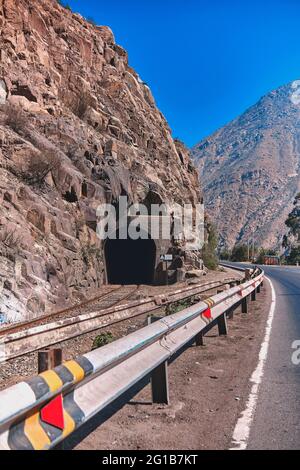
0,277,241,363
0,285,140,336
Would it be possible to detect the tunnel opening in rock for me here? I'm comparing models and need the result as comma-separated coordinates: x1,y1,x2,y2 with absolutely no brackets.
104,233,156,285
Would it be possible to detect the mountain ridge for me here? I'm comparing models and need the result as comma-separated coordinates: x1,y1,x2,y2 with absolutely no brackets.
192,80,300,250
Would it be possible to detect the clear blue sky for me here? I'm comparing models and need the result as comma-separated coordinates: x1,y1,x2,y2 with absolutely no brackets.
67,0,300,147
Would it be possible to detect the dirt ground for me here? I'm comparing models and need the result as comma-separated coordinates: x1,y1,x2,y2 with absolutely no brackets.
0,267,241,390
67,279,271,450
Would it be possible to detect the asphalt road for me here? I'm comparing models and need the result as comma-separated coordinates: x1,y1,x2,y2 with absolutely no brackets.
229,263,300,449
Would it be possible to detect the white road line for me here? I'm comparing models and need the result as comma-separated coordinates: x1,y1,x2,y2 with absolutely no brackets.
230,276,276,450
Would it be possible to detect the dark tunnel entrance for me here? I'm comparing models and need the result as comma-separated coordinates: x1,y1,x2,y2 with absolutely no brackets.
104,236,156,285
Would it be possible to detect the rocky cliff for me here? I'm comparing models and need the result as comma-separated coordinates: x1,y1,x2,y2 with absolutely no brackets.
0,0,201,323
192,81,300,250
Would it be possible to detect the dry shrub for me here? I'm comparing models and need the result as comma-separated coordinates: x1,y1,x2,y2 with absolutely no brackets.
0,228,22,250
22,148,61,185
1,103,28,135
102,164,132,200
81,243,101,266
73,91,94,119
59,88,93,119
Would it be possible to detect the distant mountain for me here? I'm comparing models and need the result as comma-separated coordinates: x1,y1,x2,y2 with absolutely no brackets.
192,81,300,249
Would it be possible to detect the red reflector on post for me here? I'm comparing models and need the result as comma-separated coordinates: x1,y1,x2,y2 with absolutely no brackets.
40,394,64,430
202,308,212,320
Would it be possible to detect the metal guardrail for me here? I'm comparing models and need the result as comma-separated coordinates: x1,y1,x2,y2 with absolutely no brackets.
0,268,264,450
219,262,246,272
0,278,237,363
220,262,260,277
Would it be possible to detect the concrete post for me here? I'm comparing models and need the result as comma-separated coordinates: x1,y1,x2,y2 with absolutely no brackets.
38,348,62,374
217,313,228,335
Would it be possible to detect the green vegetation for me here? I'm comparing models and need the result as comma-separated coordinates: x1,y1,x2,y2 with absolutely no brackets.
286,247,300,265
202,223,218,270
281,193,300,265
294,192,300,204
285,211,300,236
230,243,248,262
165,298,195,316
219,248,231,260
219,244,280,264
92,332,114,350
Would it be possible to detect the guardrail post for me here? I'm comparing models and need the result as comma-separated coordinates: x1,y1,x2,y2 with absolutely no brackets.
257,284,261,294
195,332,204,346
241,296,248,314
226,307,234,319
217,313,228,335
151,361,170,405
38,348,62,374
148,315,170,404
251,289,256,301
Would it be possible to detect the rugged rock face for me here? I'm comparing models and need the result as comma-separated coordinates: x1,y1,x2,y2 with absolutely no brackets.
192,81,300,250
0,0,201,323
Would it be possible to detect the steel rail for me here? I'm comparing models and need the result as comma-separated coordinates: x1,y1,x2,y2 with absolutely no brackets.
0,284,124,336
0,278,237,363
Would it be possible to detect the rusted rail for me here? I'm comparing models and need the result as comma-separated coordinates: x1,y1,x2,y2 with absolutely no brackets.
0,278,238,363
0,285,139,336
